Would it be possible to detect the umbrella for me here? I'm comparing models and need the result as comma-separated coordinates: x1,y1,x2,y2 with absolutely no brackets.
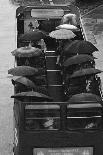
11,46,42,57
63,54,96,67
12,77,48,95
67,93,102,103
11,91,53,101
56,24,79,31
69,68,102,78
19,29,47,41
63,40,99,55
65,85,87,97
49,29,76,40
12,76,36,88
8,66,38,76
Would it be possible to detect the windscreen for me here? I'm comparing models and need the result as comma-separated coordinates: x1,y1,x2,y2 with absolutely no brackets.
25,104,60,130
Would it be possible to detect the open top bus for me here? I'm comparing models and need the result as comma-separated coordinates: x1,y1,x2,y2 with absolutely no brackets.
11,3,103,155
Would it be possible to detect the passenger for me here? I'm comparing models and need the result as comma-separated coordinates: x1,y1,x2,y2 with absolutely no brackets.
56,39,73,65
37,39,47,53
43,118,54,129
61,13,77,26
86,75,101,96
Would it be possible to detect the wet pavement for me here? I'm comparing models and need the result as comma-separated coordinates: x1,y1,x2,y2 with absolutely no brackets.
0,0,17,154
81,5,103,87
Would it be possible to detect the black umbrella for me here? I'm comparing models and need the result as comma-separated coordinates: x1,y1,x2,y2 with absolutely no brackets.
11,91,53,101
19,29,47,41
67,93,102,103
69,68,102,78
63,40,99,55
56,24,79,31
8,66,38,76
11,46,42,57
12,76,36,88
63,54,96,67
49,29,76,40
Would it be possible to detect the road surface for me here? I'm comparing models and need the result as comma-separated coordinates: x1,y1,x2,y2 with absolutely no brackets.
0,0,17,154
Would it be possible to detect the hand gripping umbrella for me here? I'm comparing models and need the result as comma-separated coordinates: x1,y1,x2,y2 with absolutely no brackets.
11,46,42,57
63,40,99,55
69,68,102,79
19,29,47,41
49,29,76,40
63,54,96,67
11,91,53,101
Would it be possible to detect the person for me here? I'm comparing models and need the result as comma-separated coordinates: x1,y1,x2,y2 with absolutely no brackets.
56,39,73,65
37,39,47,53
61,13,77,26
43,118,54,129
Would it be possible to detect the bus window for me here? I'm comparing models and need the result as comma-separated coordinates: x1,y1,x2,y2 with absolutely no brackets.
25,104,60,130
66,104,103,130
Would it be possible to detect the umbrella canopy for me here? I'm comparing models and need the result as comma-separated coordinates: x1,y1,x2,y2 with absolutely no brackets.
67,93,102,103
11,46,42,57
49,29,76,40
63,54,96,67
8,66,38,76
12,76,36,88
69,68,102,78
11,91,53,101
56,24,79,31
19,29,47,41
12,77,48,95
63,40,99,55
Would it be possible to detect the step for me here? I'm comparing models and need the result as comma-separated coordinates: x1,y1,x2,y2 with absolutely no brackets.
47,70,62,85
48,85,65,102
46,56,60,70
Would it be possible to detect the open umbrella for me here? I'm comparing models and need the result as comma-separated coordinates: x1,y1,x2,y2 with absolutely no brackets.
69,68,102,78
19,29,47,41
11,46,42,57
12,76,36,88
56,24,79,31
49,29,76,40
67,93,102,103
63,40,99,55
12,77,48,95
11,91,53,101
63,54,96,67
8,66,38,76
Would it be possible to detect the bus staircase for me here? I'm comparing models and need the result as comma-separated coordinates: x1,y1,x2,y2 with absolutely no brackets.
45,50,65,102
